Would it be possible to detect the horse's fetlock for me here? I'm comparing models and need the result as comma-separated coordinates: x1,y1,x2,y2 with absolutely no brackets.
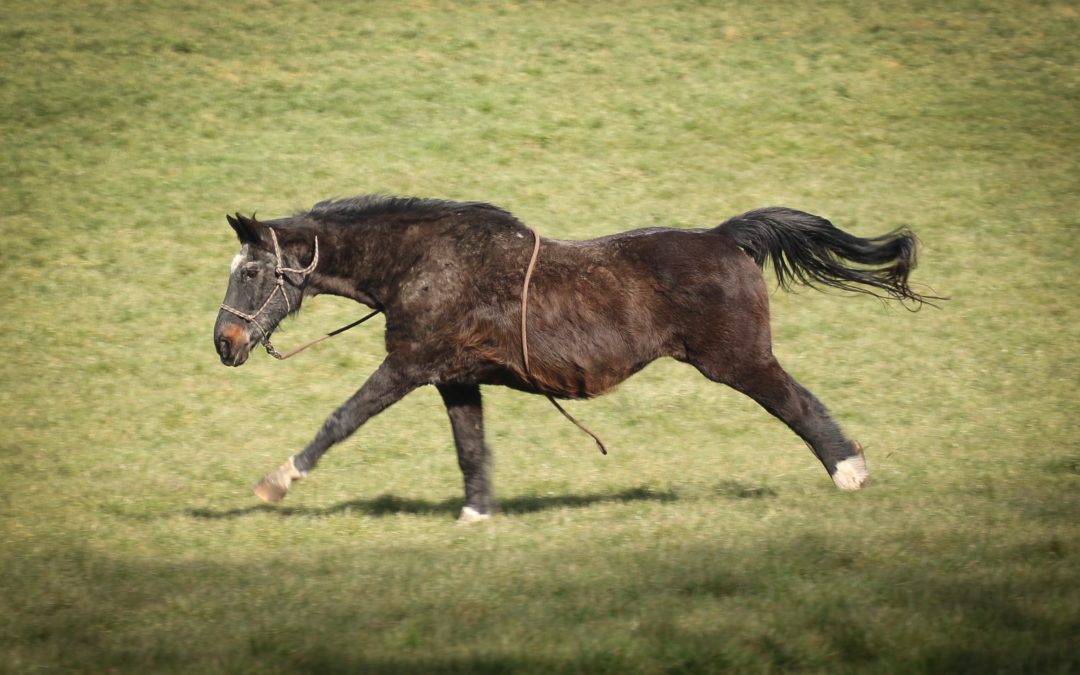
831,443,869,491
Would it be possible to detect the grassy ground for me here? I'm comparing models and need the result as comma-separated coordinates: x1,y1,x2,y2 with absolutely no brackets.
2,0,1077,672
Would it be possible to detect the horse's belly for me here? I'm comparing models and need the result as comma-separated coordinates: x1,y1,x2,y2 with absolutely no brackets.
530,342,657,400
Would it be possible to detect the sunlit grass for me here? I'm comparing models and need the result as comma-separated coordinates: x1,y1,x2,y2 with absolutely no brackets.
1,0,1077,672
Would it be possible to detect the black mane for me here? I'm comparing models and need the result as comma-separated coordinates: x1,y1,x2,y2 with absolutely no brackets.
303,194,513,225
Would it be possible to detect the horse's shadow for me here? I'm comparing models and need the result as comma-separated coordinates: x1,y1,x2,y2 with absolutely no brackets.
186,486,678,521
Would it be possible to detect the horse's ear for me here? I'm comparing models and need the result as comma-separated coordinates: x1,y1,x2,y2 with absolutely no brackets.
227,213,265,245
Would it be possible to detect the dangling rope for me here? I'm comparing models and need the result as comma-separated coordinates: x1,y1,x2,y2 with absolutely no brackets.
520,228,608,455
262,309,381,360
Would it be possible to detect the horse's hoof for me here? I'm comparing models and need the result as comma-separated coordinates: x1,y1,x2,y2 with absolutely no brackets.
457,506,492,524
831,442,869,491
253,457,304,503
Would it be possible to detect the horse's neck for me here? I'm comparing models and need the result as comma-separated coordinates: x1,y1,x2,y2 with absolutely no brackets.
306,222,401,308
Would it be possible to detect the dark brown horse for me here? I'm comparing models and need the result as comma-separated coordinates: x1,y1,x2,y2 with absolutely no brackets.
214,196,931,522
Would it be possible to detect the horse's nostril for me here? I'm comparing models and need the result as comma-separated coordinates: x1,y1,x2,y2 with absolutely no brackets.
218,337,232,358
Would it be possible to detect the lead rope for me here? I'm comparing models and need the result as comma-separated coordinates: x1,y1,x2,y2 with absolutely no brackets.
521,228,608,455
263,309,381,360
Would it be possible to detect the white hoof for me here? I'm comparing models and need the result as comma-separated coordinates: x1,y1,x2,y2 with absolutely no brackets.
457,506,492,524
831,452,869,491
253,457,305,503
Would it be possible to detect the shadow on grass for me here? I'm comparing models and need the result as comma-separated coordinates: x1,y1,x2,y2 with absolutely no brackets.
185,485,678,520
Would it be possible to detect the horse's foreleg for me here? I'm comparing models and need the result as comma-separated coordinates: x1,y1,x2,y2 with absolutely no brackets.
437,383,494,523
702,357,868,490
253,356,421,503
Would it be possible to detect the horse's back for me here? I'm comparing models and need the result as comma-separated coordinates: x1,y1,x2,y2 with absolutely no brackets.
572,226,766,314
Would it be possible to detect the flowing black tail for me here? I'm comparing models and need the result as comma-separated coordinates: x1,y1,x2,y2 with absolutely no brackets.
716,207,936,307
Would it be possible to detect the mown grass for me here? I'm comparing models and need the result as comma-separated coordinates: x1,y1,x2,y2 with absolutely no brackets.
1,0,1078,672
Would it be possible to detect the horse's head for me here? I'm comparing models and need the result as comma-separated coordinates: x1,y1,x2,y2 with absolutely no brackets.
214,213,317,366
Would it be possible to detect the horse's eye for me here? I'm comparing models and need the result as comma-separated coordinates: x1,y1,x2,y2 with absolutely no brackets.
243,267,260,279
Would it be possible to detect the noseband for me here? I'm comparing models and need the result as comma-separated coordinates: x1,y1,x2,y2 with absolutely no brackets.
220,228,319,355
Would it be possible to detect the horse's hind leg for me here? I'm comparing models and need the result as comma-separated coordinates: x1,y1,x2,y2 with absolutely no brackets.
437,383,495,523
696,355,868,490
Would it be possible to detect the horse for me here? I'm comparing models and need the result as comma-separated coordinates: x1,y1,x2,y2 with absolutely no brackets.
213,195,932,522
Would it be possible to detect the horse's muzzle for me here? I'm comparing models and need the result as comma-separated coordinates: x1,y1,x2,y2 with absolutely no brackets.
215,320,253,367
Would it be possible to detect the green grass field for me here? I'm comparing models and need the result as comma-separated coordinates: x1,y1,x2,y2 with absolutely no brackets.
2,1,1078,672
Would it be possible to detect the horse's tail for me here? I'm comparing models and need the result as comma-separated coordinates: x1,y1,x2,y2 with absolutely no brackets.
716,207,934,307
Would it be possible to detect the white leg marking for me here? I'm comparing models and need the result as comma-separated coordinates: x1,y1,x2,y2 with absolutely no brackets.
253,456,306,503
832,454,869,491
457,506,491,524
